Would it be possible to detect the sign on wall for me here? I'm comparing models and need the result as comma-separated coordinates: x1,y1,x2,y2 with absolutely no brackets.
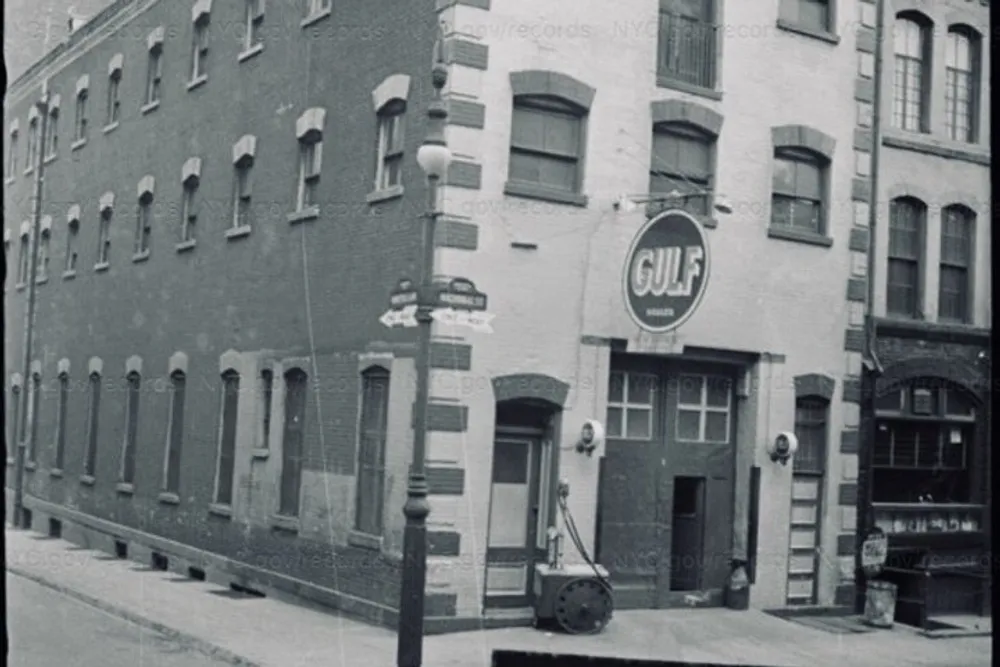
622,209,711,334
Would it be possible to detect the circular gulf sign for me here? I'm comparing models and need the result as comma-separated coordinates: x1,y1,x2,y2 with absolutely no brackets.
622,209,711,334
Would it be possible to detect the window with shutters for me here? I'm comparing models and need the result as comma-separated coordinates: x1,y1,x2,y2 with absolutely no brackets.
214,370,240,506
508,97,585,196
944,26,980,143
886,196,925,318
163,371,186,494
892,13,932,133
84,372,101,477
649,124,714,217
355,366,389,536
279,368,308,517
938,205,974,324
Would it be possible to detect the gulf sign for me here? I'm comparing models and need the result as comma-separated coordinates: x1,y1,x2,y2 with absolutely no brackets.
622,209,711,334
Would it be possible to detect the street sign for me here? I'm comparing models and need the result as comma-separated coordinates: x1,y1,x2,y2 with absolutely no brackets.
434,277,487,311
430,308,494,333
379,304,418,328
389,278,418,310
622,208,710,334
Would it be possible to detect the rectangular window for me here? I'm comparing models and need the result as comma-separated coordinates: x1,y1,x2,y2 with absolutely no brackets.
65,221,79,272
779,0,830,33
376,107,404,190
45,110,58,157
54,373,69,470
509,99,583,194
233,164,252,228
298,140,322,210
259,369,273,450
657,1,717,90
181,181,197,242
18,235,29,284
147,48,163,104
650,126,713,216
939,206,973,323
606,371,655,440
887,198,924,317
771,153,824,234
309,0,331,15
164,372,185,493
280,370,308,517
121,373,140,485
192,19,209,80
107,73,121,125
355,368,389,536
38,231,50,281
135,199,152,254
7,132,17,177
245,0,264,50
793,398,828,473
98,211,112,264
214,371,240,506
75,92,88,141
84,373,101,476
676,374,731,443
27,373,41,463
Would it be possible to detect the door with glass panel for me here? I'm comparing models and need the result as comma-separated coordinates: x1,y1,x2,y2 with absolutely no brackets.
484,433,551,608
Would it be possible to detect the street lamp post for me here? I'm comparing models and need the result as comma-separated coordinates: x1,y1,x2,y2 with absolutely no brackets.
397,34,451,667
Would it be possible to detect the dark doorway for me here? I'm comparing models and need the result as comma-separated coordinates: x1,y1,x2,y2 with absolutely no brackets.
670,476,705,591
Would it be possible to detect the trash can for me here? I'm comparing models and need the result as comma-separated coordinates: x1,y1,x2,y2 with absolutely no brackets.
724,561,750,610
863,580,897,628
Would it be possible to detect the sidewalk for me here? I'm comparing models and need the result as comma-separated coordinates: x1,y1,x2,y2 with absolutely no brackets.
4,526,991,667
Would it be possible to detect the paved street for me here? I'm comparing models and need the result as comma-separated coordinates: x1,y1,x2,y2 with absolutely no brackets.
7,573,234,667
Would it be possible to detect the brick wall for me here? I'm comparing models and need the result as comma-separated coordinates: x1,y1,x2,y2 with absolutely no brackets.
4,0,440,616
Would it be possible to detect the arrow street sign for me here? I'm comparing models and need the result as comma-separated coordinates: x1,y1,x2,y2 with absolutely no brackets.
379,304,418,328
430,308,494,333
389,278,418,310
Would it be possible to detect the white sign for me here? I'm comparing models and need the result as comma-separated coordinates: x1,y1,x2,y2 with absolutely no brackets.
379,305,418,328
430,308,494,333
861,532,888,571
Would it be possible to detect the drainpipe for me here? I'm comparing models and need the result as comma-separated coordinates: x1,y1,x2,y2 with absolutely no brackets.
856,0,886,612
13,86,50,529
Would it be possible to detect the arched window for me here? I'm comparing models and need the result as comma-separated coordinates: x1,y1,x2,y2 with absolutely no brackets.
355,366,390,536
164,371,186,494
939,205,975,323
375,99,405,192
945,26,981,143
892,13,932,132
84,372,102,477
279,368,308,517
887,196,926,317
121,371,141,485
214,369,240,505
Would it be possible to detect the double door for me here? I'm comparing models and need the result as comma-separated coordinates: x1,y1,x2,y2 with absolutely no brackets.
596,360,737,609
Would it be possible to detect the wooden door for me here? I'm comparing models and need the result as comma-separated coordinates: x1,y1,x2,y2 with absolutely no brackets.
484,435,544,608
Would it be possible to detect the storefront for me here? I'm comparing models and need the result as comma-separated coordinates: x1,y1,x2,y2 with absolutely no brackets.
858,320,991,628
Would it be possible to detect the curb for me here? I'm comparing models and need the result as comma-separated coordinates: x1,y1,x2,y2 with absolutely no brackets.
7,566,263,667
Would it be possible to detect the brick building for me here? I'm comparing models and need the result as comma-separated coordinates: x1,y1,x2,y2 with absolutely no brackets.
853,0,992,628
2,0,955,633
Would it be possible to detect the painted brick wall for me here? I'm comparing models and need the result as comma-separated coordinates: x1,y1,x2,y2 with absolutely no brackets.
423,0,865,613
4,0,439,615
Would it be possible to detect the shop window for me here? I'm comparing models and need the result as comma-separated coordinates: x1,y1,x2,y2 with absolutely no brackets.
606,371,656,440
675,374,731,443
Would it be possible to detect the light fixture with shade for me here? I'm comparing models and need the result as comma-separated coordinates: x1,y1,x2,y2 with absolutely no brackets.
614,190,733,215
416,143,452,179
